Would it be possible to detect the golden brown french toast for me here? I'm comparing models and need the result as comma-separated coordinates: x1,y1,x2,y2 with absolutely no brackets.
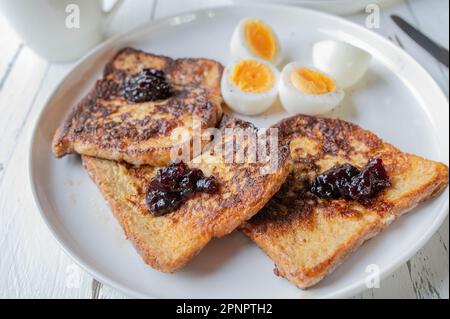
82,115,291,272
53,47,223,166
241,114,449,289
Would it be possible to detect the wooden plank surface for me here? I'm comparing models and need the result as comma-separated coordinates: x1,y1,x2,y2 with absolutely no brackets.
0,0,154,299
347,0,449,299
0,0,447,299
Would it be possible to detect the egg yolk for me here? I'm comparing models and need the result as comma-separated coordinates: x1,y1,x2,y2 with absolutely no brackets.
290,68,336,95
244,20,276,60
231,60,275,93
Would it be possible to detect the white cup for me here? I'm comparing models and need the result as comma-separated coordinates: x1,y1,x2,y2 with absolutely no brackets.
0,0,124,62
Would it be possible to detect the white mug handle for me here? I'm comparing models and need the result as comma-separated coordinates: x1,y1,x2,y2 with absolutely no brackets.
102,0,125,28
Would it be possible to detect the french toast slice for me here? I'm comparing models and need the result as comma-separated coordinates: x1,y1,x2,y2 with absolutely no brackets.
82,115,291,272
53,47,223,166
241,115,449,289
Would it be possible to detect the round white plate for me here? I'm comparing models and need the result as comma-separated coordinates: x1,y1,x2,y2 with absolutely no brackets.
239,0,395,15
30,4,449,299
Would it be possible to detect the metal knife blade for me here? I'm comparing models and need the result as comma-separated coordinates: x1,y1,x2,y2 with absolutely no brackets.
391,15,449,68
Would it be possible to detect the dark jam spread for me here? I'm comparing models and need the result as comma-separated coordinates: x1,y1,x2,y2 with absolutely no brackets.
124,68,172,103
310,158,390,200
145,162,218,216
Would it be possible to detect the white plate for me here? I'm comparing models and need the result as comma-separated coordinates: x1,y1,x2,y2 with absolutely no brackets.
239,0,394,15
29,4,449,299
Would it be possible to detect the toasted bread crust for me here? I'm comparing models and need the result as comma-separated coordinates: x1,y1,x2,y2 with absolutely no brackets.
241,114,449,288
83,115,291,272
53,48,224,166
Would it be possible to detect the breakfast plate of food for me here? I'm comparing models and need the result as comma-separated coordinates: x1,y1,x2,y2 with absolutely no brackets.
29,4,449,298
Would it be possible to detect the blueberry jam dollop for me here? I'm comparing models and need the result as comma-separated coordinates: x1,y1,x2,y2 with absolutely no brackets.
124,68,172,103
310,158,391,200
145,161,218,216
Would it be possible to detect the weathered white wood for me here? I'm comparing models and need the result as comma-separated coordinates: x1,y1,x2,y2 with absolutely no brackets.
0,16,22,85
348,0,449,96
97,284,130,299
87,0,156,299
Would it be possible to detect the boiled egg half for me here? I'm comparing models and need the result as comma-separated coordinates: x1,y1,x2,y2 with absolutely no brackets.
279,62,344,115
221,58,280,115
313,40,371,89
230,18,283,66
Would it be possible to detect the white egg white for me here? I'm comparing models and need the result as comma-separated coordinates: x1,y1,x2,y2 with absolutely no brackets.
221,59,280,116
230,18,283,66
279,62,345,116
313,40,371,89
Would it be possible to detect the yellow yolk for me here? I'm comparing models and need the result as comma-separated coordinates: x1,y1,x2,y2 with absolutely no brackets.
244,20,276,60
230,60,275,93
290,68,336,95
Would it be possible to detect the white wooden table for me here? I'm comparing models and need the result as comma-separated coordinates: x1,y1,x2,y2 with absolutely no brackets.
0,0,448,299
